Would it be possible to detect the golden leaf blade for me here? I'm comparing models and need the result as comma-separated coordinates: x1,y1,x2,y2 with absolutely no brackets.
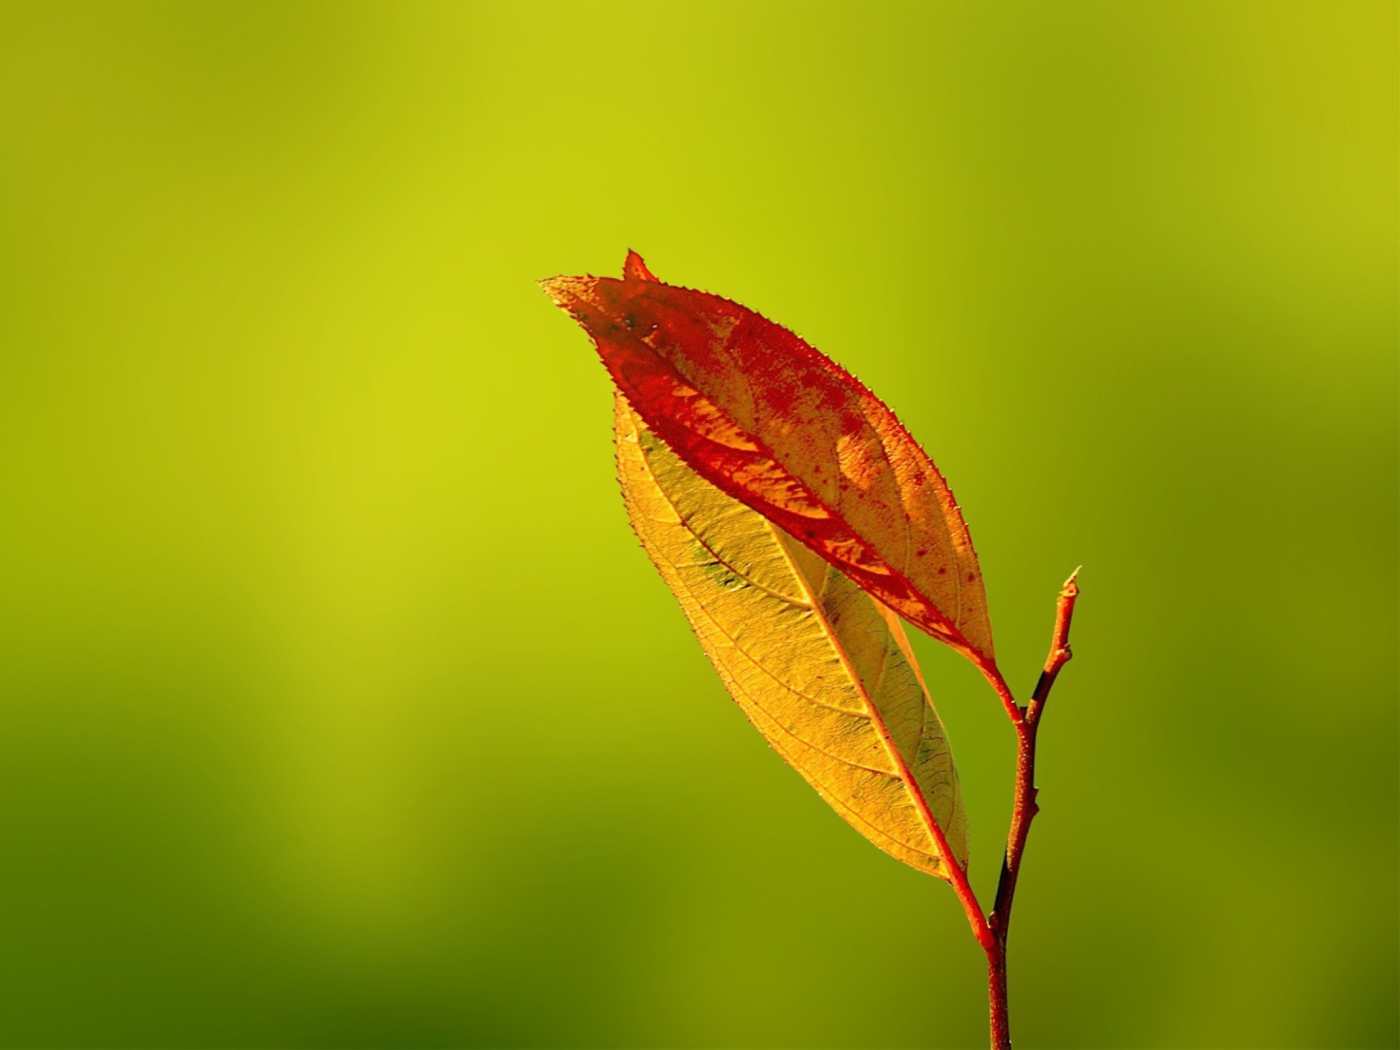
616,394,968,878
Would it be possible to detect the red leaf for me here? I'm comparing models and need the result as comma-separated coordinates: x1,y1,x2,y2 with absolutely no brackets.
541,253,996,673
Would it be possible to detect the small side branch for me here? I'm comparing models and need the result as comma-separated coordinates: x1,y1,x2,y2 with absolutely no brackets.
984,569,1081,1050
1028,567,1080,720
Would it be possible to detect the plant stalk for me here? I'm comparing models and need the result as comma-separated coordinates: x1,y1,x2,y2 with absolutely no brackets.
979,570,1080,1050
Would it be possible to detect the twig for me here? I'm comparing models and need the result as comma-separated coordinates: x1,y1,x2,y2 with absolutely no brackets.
983,569,1081,1050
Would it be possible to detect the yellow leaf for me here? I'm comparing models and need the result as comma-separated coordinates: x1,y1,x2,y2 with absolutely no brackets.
616,394,969,878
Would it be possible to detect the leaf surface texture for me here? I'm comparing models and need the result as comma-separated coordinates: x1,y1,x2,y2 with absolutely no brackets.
616,395,968,878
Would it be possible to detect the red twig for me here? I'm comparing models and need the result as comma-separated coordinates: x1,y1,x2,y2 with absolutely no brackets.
982,569,1080,1050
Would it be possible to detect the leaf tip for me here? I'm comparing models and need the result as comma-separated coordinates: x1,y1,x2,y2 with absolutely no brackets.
623,250,658,282
537,273,592,312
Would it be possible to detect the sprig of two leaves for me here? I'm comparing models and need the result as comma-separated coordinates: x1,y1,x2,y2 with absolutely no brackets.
542,253,996,881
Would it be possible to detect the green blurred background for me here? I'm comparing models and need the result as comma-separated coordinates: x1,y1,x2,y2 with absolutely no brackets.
0,2,1394,1047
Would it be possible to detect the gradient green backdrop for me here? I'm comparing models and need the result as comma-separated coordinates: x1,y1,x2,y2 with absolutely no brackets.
1,3,1395,1047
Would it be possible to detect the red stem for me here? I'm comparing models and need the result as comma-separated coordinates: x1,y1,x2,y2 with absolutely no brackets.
947,844,996,954
980,569,1080,1050
979,661,1024,725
